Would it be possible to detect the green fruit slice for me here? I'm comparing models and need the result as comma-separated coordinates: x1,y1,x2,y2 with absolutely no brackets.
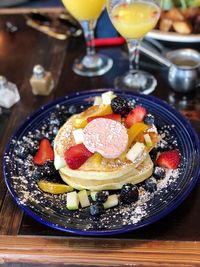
90,191,98,201
144,133,153,147
103,194,119,209
54,154,66,170
78,190,90,208
67,191,79,210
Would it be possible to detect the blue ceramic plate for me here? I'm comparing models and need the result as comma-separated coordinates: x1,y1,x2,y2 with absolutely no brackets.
3,89,200,235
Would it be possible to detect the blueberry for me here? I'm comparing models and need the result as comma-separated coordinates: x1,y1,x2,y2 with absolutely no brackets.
111,96,128,116
153,167,166,180
49,125,59,136
42,160,56,176
120,183,139,204
33,168,43,180
15,146,29,159
90,203,104,216
44,131,54,142
60,105,69,114
49,113,60,127
33,160,56,179
34,130,44,141
24,164,34,177
95,191,109,203
41,124,49,133
156,146,167,153
144,114,155,125
126,98,136,112
28,142,39,156
68,105,77,115
51,139,54,148
57,106,69,118
56,106,70,122
149,148,158,162
144,178,157,193
55,115,66,126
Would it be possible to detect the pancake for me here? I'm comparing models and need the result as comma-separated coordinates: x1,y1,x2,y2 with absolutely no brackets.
60,155,153,191
54,104,156,191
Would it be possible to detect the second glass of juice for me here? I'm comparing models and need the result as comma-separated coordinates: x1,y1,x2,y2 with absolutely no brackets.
107,0,161,94
62,0,113,77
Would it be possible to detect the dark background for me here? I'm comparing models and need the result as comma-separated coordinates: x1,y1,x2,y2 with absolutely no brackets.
0,0,118,38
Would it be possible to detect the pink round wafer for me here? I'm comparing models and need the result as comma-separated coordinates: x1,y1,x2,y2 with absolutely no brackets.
83,118,128,159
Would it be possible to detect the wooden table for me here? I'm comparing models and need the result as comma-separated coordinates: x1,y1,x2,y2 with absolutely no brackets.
0,10,200,266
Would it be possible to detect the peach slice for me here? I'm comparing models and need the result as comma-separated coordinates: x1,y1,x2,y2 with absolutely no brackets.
73,104,113,128
128,122,149,147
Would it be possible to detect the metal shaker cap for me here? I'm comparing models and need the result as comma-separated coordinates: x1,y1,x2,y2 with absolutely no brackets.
33,65,45,79
0,76,8,90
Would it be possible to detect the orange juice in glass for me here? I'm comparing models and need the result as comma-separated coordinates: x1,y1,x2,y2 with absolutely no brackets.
62,0,106,20
62,0,113,77
107,0,161,94
111,2,160,39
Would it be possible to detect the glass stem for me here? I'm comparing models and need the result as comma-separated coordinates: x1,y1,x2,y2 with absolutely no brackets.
80,20,96,57
127,39,141,74
135,44,140,70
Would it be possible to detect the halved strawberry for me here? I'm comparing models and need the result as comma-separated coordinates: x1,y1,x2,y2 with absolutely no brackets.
34,138,54,165
125,106,147,128
156,150,180,169
87,114,121,123
64,143,93,170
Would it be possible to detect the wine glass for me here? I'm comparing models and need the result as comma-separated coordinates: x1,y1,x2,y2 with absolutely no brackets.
62,0,113,77
107,0,162,94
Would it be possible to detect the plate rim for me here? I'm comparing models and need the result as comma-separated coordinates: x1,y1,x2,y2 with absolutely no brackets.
147,29,200,43
3,88,200,236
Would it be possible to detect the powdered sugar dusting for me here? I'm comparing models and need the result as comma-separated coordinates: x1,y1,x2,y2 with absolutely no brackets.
157,169,179,190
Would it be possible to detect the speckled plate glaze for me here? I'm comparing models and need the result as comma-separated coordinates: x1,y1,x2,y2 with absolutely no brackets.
3,89,200,236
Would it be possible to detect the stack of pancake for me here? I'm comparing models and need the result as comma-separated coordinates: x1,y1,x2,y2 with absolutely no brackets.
54,104,155,191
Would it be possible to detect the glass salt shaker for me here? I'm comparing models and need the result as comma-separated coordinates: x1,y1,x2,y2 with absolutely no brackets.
30,65,54,96
0,76,20,109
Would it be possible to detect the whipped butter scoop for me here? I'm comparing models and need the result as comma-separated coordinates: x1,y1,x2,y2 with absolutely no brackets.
83,118,128,159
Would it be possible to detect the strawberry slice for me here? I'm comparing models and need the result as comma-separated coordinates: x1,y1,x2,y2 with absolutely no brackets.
34,138,54,165
125,106,147,128
156,150,180,169
87,114,121,123
64,143,93,170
